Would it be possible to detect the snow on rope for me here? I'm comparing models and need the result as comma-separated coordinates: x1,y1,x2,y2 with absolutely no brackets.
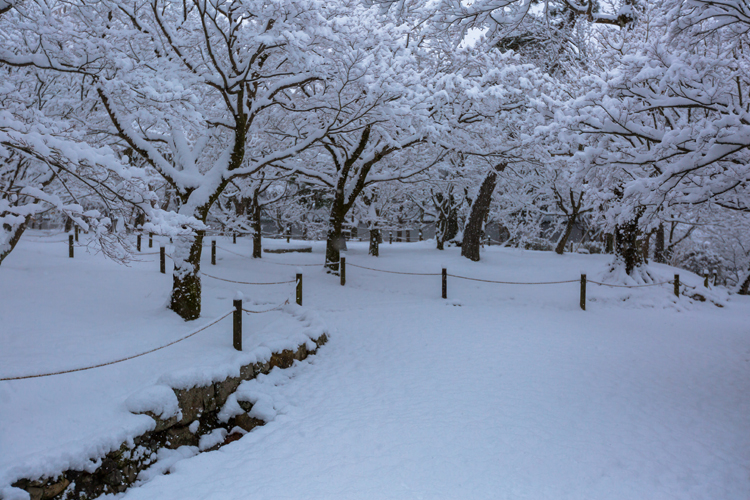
0,310,235,381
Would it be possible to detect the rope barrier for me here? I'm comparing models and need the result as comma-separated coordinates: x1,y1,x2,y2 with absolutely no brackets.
346,262,440,276
447,274,578,285
216,245,320,266
242,299,290,314
588,280,673,288
203,272,295,285
0,310,235,381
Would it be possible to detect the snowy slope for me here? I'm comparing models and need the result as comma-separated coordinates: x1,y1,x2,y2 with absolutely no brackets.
2,234,749,499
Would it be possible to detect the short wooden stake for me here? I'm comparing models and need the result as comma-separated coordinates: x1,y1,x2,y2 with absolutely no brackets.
68,234,74,258
233,233,237,244
419,229,423,242
340,257,346,286
580,274,586,311
211,239,216,265
287,224,291,243
137,234,142,252
296,273,303,306
389,232,393,244
233,298,243,351
442,268,447,299
149,232,153,248
160,247,166,274
674,274,680,297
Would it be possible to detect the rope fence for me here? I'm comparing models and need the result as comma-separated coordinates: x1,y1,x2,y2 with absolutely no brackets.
340,257,684,311
0,310,235,381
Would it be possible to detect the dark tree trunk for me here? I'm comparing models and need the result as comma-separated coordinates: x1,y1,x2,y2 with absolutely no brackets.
641,231,651,264
0,216,31,266
325,210,346,272
433,190,459,251
64,217,73,233
169,231,205,321
369,228,379,256
614,216,643,275
555,216,577,255
251,198,262,258
605,233,614,253
461,169,499,262
654,223,665,263
738,272,750,295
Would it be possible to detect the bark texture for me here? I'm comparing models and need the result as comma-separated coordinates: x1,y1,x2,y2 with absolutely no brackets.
461,167,501,262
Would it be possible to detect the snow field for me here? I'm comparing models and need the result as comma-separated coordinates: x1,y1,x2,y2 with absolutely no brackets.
2,232,749,499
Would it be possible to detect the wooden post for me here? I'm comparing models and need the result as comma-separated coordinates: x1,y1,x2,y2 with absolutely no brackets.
340,257,346,286
286,224,291,243
68,234,74,258
419,229,423,242
233,233,237,244
674,274,680,297
137,234,142,252
149,232,153,248
74,225,79,242
296,273,303,306
580,274,586,311
389,231,393,244
442,268,447,299
233,297,242,351
211,239,216,265
160,247,166,274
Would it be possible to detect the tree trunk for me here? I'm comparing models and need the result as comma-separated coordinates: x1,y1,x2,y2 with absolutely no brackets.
0,216,31,266
434,191,459,251
614,216,643,275
555,215,577,255
169,231,205,321
641,231,651,264
325,190,348,271
605,233,614,253
369,228,379,256
461,170,498,262
251,198,262,258
738,271,750,295
654,223,665,263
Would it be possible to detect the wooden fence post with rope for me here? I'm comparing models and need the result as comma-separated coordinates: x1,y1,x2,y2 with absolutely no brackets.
580,274,586,311
340,257,346,286
160,247,166,274
442,268,447,299
69,235,74,258
296,273,303,306
233,295,243,351
211,239,217,266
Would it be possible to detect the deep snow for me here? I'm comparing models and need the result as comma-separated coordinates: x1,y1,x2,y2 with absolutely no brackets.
1,232,749,499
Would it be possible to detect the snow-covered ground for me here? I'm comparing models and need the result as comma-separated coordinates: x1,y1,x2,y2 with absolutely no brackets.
2,232,749,499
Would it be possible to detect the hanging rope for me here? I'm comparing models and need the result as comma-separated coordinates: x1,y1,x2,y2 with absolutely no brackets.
346,262,440,276
447,274,578,285
203,272,295,285
0,310,235,381
242,299,290,314
588,280,673,288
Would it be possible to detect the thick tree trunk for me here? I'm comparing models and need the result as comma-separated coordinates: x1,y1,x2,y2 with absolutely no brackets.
0,216,30,266
325,212,346,272
555,215,577,255
461,170,498,262
614,216,643,275
369,228,379,256
251,198,262,258
654,223,665,263
641,232,651,264
434,192,459,251
605,233,614,253
169,231,205,321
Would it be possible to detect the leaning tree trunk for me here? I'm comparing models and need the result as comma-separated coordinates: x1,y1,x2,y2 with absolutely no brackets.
0,215,31,266
251,198,262,258
737,271,750,295
461,170,498,262
369,227,380,256
555,214,578,255
169,231,205,321
614,216,643,275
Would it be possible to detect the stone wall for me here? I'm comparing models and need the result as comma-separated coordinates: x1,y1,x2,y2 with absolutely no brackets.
12,334,327,500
